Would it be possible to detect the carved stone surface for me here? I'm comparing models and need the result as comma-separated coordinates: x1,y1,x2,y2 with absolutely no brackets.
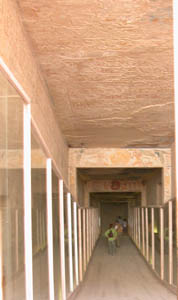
17,0,174,147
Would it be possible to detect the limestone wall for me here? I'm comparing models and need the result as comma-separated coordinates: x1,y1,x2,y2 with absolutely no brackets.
0,0,68,185
145,169,162,205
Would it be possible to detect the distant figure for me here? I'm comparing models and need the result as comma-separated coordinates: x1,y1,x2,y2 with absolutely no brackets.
104,224,117,255
123,218,128,233
114,222,123,247
116,216,124,226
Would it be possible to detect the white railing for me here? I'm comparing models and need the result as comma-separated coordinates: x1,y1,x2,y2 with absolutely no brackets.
129,200,177,289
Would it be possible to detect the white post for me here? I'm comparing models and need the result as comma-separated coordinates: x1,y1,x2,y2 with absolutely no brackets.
151,208,155,270
39,210,42,250
78,208,83,282
142,208,145,256
73,202,79,286
15,209,19,272
67,193,74,292
160,208,164,280
23,104,33,300
0,211,3,300
173,0,178,288
59,180,66,300
82,209,86,272
138,208,141,249
169,201,173,284
46,159,55,300
145,208,149,262
36,210,39,252
86,209,89,264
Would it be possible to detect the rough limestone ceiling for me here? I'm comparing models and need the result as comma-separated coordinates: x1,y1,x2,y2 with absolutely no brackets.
17,0,174,148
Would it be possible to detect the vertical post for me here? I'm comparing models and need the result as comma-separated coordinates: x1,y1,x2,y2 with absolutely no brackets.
86,209,89,265
82,209,86,272
138,208,141,249
46,159,55,300
151,208,155,270
0,211,3,300
36,210,39,252
169,201,173,284
15,209,19,272
67,193,73,292
91,209,93,251
133,208,135,242
160,208,164,280
87,209,90,263
23,104,33,300
59,180,66,300
142,208,145,256
145,208,149,262
73,202,79,286
42,211,46,249
136,208,138,245
135,208,137,243
39,210,42,250
78,208,83,282
173,0,178,287
89,210,92,258
88,209,90,259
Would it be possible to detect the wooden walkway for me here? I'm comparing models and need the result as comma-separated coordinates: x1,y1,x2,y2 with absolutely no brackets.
74,235,176,300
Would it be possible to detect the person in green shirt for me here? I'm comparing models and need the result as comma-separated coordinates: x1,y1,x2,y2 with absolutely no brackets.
105,224,117,255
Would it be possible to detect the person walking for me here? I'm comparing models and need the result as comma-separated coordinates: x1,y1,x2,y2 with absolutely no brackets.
114,221,123,247
104,224,117,255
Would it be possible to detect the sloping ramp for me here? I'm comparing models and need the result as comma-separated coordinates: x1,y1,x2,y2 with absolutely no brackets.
74,236,176,300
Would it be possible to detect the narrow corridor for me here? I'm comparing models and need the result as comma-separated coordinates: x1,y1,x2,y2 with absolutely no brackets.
74,236,176,300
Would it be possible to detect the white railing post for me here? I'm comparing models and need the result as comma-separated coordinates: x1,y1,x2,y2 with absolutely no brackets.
59,180,66,300
138,208,141,249
151,208,155,270
73,202,79,286
145,208,149,261
82,209,86,272
24,104,33,300
67,193,73,292
169,201,173,284
0,211,3,300
78,208,83,282
142,208,145,256
160,208,164,280
46,159,55,300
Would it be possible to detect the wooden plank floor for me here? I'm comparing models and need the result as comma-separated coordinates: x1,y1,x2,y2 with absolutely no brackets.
74,235,176,300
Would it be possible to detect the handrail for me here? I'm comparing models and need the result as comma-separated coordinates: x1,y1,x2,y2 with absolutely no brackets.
129,201,177,292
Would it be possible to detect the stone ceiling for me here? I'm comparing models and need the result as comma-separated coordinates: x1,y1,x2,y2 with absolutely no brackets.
17,0,174,148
